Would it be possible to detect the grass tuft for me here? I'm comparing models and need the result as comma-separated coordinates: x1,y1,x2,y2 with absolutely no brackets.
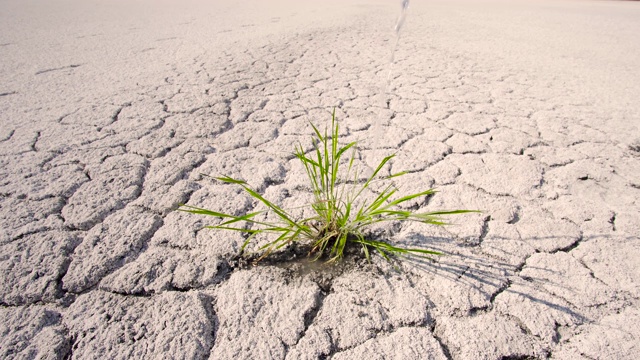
179,110,479,263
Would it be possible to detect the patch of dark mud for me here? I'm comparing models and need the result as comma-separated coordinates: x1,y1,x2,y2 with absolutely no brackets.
237,241,368,292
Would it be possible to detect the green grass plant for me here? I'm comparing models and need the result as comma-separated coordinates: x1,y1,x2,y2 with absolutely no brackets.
179,111,478,263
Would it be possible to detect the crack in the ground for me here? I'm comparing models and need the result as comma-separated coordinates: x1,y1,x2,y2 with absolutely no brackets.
108,102,132,125
551,232,584,254
477,216,491,246
507,207,521,225
468,278,513,316
62,333,75,360
30,131,41,152
35,64,82,75
50,233,85,304
498,356,539,360
0,129,15,142
432,327,454,360
290,288,327,351
197,292,219,359
455,266,470,281
608,212,616,231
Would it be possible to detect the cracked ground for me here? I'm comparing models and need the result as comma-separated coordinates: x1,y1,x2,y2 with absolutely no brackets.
1,0,639,359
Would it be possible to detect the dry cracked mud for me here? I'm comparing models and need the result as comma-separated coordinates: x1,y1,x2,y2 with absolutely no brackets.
1,0,639,359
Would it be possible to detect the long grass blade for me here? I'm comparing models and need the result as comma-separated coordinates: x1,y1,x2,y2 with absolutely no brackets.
422,209,482,215
383,189,436,208
335,142,356,161
177,205,237,219
386,171,408,179
215,175,247,185
363,154,394,189
350,154,395,205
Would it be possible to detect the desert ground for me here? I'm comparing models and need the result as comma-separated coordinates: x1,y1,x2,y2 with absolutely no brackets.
1,0,639,359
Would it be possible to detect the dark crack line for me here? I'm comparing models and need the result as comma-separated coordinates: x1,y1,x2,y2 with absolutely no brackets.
53,234,84,304
35,64,82,75
608,212,616,232
455,266,470,280
505,313,534,339
1,129,15,142
31,131,41,152
498,355,539,360
109,102,132,125
507,207,521,225
570,253,611,288
62,331,75,360
197,292,219,359
292,289,327,349
478,216,490,246
551,232,583,254
468,278,512,316
460,181,520,199
432,328,454,360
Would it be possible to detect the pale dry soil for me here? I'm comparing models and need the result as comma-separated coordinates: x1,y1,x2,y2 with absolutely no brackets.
1,0,639,359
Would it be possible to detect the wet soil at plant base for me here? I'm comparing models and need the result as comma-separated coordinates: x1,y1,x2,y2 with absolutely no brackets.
252,242,366,293
1,0,640,359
